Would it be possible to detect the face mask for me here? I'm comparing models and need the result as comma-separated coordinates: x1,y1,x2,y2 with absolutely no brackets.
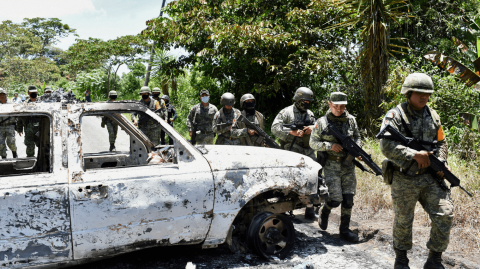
141,95,149,100
201,96,209,103
153,94,160,98
163,99,169,104
30,93,38,98
244,101,255,110
110,96,117,100
302,101,310,110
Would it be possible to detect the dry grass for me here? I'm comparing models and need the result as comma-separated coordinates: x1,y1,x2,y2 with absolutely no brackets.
354,139,480,257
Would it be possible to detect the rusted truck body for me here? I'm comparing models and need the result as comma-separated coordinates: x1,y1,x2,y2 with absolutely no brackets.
0,101,323,268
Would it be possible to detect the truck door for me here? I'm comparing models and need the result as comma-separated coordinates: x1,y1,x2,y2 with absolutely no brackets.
67,104,214,260
0,107,73,267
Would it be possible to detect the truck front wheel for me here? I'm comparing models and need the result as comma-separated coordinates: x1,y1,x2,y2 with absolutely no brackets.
246,212,295,259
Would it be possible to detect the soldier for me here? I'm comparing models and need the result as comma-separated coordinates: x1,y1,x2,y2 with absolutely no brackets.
39,86,52,102
160,95,177,145
212,92,243,145
186,90,218,145
151,87,167,120
235,93,266,147
17,86,40,157
271,87,316,219
0,88,18,159
309,92,361,242
131,86,162,145
380,73,452,269
102,91,119,151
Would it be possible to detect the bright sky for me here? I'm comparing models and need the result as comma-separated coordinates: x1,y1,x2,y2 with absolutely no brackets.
0,0,183,75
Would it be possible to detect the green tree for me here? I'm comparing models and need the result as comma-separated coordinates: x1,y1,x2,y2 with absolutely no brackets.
65,35,148,94
21,17,77,58
143,0,353,114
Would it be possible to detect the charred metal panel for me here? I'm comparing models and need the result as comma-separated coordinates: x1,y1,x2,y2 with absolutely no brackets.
0,186,72,267
200,146,321,247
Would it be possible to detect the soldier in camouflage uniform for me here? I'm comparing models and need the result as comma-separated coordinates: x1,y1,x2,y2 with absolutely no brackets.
0,88,18,159
380,73,452,269
131,86,162,145
151,87,167,120
272,87,316,219
17,86,40,157
186,90,218,145
235,94,266,147
213,93,243,145
310,92,361,242
102,91,119,151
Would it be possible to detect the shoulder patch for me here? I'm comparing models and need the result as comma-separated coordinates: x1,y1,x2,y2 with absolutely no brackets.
385,111,396,119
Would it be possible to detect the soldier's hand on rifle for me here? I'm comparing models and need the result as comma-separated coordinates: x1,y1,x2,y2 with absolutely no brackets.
436,163,451,178
356,156,363,161
331,143,343,153
290,129,304,137
133,121,138,127
189,131,193,138
303,125,314,135
247,129,257,136
413,150,433,169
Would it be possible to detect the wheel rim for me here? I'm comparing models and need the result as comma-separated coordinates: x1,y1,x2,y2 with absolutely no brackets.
247,212,295,259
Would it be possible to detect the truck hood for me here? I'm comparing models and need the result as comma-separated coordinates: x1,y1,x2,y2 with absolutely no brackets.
200,145,321,172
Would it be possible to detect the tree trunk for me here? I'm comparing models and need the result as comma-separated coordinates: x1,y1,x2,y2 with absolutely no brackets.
144,0,167,86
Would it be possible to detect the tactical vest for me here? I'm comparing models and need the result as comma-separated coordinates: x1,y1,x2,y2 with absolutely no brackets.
219,107,241,138
138,98,157,126
395,102,440,152
237,110,265,146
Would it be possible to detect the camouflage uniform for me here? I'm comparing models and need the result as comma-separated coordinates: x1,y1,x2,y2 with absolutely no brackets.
212,107,243,145
380,102,452,253
102,101,119,144
236,110,265,146
18,99,40,157
0,98,17,158
310,109,361,209
271,104,316,159
186,103,218,145
133,98,161,145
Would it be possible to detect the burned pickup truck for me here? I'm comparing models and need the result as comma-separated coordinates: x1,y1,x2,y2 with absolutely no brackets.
0,101,324,268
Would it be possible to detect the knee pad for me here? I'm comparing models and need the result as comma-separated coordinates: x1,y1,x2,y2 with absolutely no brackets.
342,194,355,209
327,200,341,208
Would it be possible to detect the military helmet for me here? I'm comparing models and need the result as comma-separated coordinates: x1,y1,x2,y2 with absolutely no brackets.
161,95,169,101
240,93,255,108
330,92,347,105
220,92,235,106
109,90,118,96
27,85,38,93
0,88,6,95
140,86,151,94
199,89,210,96
401,73,434,95
293,87,314,101
152,87,161,93
44,86,52,93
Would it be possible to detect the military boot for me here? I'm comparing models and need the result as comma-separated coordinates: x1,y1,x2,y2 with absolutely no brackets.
109,143,116,152
319,206,331,230
394,248,410,269
339,215,359,242
304,205,315,220
423,251,445,269
12,151,18,158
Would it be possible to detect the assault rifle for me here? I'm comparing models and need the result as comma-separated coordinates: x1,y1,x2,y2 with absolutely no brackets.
237,114,281,149
283,116,314,151
376,124,473,197
323,123,383,176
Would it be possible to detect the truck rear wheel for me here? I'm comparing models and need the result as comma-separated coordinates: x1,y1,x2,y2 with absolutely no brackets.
246,212,295,259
